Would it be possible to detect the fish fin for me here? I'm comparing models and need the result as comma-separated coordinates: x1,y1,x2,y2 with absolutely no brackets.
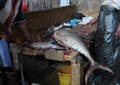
85,62,113,85
94,62,114,74
85,66,94,85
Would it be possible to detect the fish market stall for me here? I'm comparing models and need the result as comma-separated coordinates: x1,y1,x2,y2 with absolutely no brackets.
10,5,98,85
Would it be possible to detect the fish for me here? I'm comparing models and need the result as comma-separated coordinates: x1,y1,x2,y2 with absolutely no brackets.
30,42,63,50
53,29,113,85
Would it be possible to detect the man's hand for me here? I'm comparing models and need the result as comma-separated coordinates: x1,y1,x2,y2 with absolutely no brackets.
88,17,98,26
115,24,120,39
0,30,12,41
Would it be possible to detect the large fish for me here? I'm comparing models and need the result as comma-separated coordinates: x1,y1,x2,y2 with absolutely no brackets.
30,42,63,50
53,29,113,85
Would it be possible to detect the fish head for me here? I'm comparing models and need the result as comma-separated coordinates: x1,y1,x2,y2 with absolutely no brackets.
53,29,69,46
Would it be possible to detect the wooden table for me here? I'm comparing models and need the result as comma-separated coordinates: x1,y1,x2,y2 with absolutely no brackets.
23,48,87,85
10,43,87,85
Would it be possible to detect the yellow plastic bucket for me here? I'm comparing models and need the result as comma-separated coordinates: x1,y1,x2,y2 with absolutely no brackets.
58,65,71,85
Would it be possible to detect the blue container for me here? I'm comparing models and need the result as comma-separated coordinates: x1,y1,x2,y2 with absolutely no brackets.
0,39,13,67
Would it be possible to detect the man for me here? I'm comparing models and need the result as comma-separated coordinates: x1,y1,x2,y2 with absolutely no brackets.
93,0,120,84
0,0,32,67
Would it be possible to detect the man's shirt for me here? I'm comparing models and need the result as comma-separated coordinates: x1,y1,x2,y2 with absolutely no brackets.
0,0,7,9
0,0,25,28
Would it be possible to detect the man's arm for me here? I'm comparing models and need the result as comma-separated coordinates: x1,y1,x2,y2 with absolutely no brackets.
88,17,98,25
13,1,32,41
16,21,32,41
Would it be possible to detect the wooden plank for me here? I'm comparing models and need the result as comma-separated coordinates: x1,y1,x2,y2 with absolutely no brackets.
24,5,76,34
12,5,77,40
45,49,64,61
70,55,87,85
23,48,79,61
22,48,45,56
9,43,22,70
71,61,80,85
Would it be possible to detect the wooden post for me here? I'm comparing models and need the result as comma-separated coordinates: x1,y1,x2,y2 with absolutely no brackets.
9,43,22,70
70,55,83,85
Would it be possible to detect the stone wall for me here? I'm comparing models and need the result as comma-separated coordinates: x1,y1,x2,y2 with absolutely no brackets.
71,0,104,17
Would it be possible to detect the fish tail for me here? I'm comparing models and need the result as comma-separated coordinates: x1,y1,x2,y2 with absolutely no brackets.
85,62,113,85
85,65,94,85
94,62,113,74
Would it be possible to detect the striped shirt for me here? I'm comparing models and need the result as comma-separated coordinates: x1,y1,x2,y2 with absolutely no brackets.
102,0,120,10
